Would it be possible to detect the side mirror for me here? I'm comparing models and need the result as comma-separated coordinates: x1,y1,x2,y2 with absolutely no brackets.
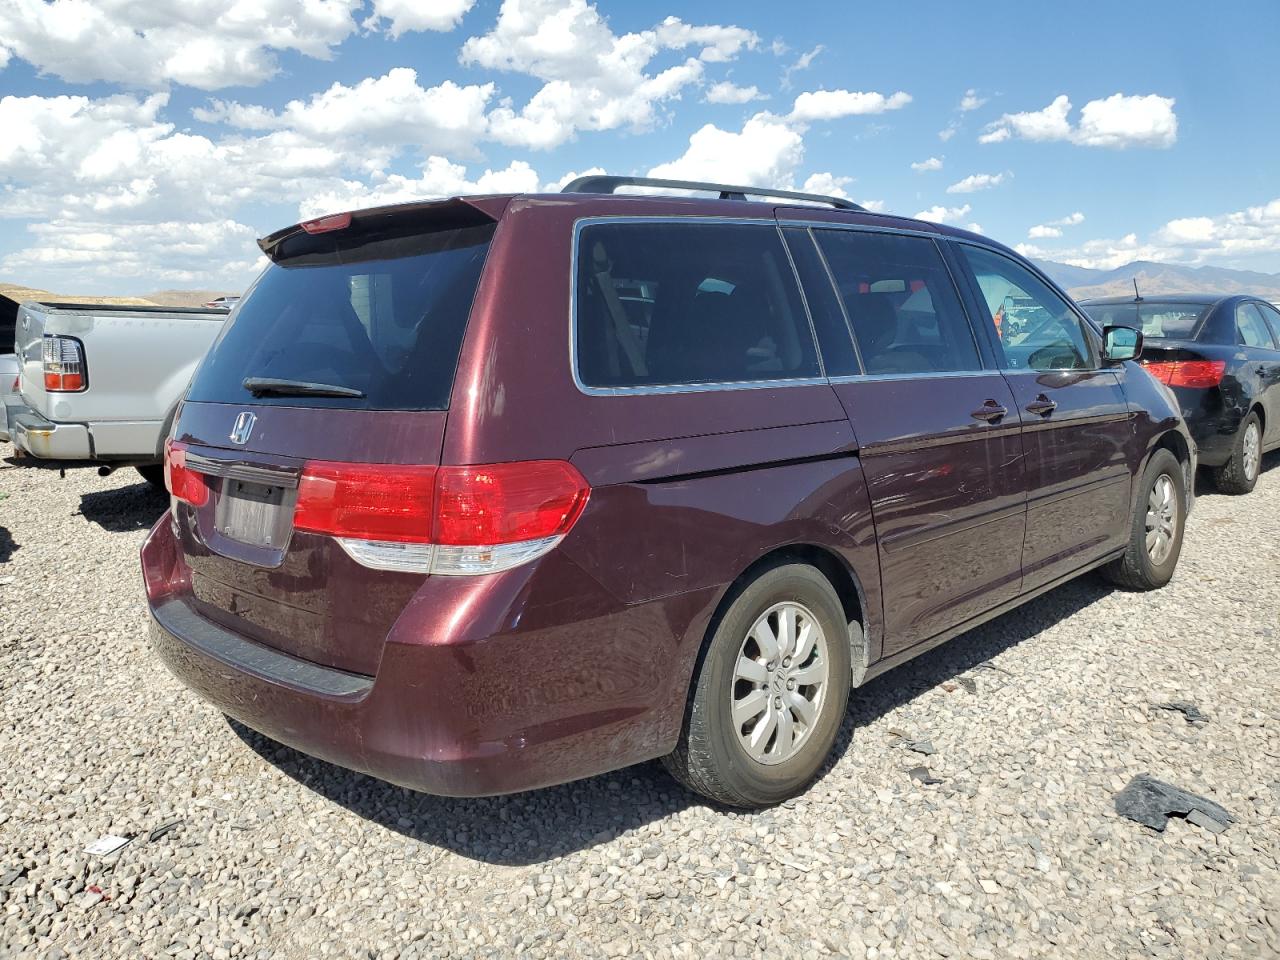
1103,324,1143,362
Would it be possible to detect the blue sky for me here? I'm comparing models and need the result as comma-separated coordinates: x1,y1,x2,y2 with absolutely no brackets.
1,0,1278,294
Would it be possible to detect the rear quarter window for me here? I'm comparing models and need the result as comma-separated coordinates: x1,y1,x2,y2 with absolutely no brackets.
574,221,820,389
187,220,495,411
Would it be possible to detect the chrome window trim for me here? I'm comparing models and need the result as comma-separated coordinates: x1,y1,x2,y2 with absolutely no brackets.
827,370,999,384
568,215,827,398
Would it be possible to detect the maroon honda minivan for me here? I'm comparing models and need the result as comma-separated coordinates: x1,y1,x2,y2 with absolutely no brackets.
142,176,1195,807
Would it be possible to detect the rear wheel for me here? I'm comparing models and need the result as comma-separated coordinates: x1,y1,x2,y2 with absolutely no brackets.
663,563,851,808
1103,448,1186,590
1210,412,1262,495
136,464,165,489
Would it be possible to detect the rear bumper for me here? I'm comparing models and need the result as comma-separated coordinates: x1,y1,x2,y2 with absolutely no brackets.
11,405,92,459
1169,386,1242,468
9,399,162,462
142,517,701,797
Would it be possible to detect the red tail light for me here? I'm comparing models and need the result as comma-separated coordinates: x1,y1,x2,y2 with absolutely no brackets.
42,335,86,391
164,439,210,507
1143,360,1226,389
295,463,438,543
433,461,591,546
292,459,591,574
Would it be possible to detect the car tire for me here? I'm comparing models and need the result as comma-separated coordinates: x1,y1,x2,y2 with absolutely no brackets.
1103,448,1187,591
136,464,166,489
663,563,852,808
1209,412,1262,495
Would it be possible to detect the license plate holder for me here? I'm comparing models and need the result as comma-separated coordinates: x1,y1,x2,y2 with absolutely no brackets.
215,479,292,549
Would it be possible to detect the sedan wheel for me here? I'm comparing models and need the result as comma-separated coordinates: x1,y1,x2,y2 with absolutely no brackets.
1144,474,1178,565
1242,420,1261,482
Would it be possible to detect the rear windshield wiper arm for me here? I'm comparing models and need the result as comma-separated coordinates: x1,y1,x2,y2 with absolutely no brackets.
242,377,365,399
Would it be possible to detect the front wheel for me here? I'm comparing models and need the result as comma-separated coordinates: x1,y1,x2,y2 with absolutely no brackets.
663,563,852,808
1209,412,1262,495
1103,448,1187,591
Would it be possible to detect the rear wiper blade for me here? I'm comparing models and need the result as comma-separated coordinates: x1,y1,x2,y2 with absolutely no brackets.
242,377,365,399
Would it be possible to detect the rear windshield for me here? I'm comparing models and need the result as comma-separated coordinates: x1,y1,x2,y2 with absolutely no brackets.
187,221,495,410
1082,302,1207,340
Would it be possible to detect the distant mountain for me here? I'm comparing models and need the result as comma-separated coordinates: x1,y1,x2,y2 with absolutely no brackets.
1037,260,1280,302
140,289,237,307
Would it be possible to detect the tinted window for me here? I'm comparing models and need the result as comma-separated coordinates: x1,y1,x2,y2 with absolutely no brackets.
780,227,859,377
1256,302,1280,346
814,230,980,375
960,245,1097,371
575,222,819,388
1081,302,1206,340
187,221,494,410
1236,302,1278,349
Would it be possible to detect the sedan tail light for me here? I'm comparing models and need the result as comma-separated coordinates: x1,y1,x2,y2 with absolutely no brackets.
1143,359,1226,389
42,335,87,391
164,439,210,507
293,460,590,574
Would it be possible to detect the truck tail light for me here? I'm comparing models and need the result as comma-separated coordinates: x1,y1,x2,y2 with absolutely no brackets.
293,460,590,575
42,335,86,391
164,439,209,507
1143,359,1226,389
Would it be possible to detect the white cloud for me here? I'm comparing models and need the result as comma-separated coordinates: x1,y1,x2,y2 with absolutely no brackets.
910,156,943,172
195,69,494,166
959,89,987,112
981,93,1177,148
859,200,886,213
1016,198,1280,270
1028,225,1062,239
801,172,852,199
938,123,959,142
913,204,971,224
0,0,364,90
1028,211,1085,238
781,44,823,89
298,158,540,220
543,166,606,191
459,0,758,149
705,81,763,104
965,222,984,234
362,0,477,37
648,112,804,186
946,172,1007,194
1,218,264,288
1074,93,1178,148
789,89,912,122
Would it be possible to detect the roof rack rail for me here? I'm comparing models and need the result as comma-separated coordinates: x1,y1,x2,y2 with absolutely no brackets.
560,175,864,211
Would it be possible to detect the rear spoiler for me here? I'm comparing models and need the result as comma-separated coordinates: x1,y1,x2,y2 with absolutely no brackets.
257,196,511,261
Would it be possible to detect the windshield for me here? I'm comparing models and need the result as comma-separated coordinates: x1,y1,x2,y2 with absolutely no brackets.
187,221,494,410
1082,302,1207,340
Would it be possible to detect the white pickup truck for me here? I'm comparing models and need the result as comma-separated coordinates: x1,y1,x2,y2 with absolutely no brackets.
6,301,228,485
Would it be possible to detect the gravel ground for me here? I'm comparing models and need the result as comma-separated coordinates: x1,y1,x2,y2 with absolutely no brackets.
1,442,1278,960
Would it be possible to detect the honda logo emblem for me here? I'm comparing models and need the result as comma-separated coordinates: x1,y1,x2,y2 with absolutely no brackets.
230,411,256,445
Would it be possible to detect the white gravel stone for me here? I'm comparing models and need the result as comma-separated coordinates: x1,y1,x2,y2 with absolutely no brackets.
1,444,1279,959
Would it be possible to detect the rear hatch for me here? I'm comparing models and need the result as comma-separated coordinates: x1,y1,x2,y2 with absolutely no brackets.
170,199,501,676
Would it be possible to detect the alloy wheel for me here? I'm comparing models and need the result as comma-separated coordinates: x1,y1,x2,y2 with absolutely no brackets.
1243,422,1261,482
1145,473,1178,565
731,601,830,765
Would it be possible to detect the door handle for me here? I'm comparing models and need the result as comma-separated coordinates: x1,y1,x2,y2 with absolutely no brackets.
970,399,1009,422
1025,394,1057,417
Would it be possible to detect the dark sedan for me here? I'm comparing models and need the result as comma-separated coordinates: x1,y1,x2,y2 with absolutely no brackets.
1082,294,1280,493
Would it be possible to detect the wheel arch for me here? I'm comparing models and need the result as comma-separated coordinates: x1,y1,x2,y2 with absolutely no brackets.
694,544,871,697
